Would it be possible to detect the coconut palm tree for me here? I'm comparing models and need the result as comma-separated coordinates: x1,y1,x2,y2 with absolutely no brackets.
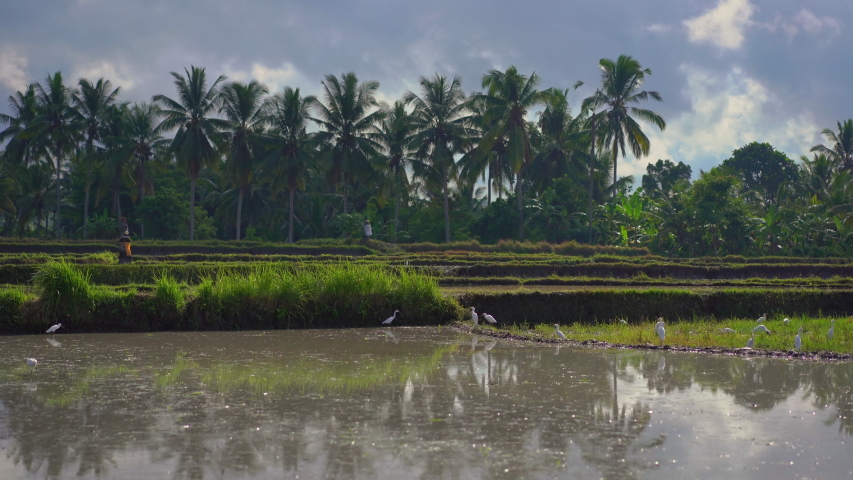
153,66,227,240
262,86,317,243
71,78,120,238
458,99,513,205
532,87,588,193
309,72,384,215
811,119,853,172
219,80,268,240
403,74,473,242
474,66,548,239
0,85,43,167
30,72,80,238
584,55,665,197
376,101,416,243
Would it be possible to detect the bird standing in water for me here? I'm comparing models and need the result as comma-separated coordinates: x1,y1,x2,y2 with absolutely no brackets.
46,323,62,335
553,324,566,340
794,327,803,351
382,310,400,325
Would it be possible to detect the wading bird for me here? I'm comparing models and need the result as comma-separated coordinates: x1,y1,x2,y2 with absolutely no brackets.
752,325,772,334
795,327,803,351
783,318,791,324
25,358,37,367
553,324,566,340
719,328,736,334
483,313,497,324
828,320,836,341
382,310,400,325
46,323,61,335
657,321,666,344
756,313,767,323
618,318,628,325
746,333,755,348
471,307,478,326
655,317,664,334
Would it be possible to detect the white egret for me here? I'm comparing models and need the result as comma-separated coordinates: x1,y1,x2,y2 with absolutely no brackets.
471,307,479,326
553,324,566,340
657,322,666,344
752,324,771,334
382,310,400,325
782,318,791,324
654,317,664,336
828,319,836,341
718,328,736,334
794,327,803,351
25,358,37,367
46,323,62,335
483,313,497,324
756,313,767,323
618,318,628,325
746,333,755,348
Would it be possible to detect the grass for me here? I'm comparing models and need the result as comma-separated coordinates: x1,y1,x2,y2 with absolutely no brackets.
474,315,853,354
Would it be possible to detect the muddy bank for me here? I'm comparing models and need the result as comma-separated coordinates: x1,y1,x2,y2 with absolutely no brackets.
453,323,853,362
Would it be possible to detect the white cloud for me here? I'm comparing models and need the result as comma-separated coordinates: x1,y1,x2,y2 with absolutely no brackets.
621,64,820,180
683,0,755,49
72,60,136,91
792,9,841,36
647,24,673,34
0,45,28,90
223,62,312,96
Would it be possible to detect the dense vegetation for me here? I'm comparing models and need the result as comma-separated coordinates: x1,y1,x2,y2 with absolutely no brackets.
3,56,851,256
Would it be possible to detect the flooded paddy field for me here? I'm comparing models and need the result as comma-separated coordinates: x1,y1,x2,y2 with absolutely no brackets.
1,328,851,479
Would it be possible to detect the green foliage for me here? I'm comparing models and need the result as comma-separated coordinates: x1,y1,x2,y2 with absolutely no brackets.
154,274,185,313
32,260,93,319
642,159,692,197
721,142,798,206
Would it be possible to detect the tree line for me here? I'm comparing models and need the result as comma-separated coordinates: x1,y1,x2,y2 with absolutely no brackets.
0,55,851,256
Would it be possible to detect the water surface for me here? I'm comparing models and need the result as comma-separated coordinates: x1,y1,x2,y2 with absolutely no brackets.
1,329,851,479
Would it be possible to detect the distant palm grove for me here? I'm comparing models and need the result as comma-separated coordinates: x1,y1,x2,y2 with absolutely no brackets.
1,54,852,256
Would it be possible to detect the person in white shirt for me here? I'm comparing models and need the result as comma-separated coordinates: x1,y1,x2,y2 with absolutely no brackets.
363,220,372,240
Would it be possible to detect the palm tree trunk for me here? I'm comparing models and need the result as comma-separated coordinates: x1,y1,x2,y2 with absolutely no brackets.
54,153,61,239
517,171,524,240
189,176,196,241
487,162,492,205
236,185,244,241
394,170,400,244
343,172,348,215
612,136,619,199
288,186,295,244
443,169,451,243
83,161,92,239
588,113,597,244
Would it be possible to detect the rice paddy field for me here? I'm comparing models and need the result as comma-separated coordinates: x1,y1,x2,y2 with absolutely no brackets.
1,238,852,356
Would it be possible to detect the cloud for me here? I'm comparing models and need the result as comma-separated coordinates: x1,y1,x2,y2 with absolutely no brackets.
647,24,673,34
71,59,136,91
222,62,313,96
0,45,28,90
792,9,841,36
683,0,756,49
621,64,820,180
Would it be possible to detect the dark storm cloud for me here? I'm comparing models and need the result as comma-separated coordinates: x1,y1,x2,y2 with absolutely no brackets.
1,0,851,175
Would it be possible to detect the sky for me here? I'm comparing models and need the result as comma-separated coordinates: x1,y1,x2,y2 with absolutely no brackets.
0,0,850,181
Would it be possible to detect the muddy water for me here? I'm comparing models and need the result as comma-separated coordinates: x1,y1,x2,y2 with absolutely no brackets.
0,329,851,479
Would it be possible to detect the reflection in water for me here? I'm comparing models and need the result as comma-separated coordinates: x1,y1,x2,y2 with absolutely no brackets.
0,330,852,479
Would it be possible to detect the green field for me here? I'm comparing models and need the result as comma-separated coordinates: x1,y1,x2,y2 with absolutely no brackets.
2,240,852,355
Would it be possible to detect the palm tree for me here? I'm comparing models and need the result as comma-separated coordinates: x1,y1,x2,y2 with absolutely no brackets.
309,72,384,215
404,74,473,243
262,87,317,243
0,85,43,167
219,80,268,240
811,119,853,172
71,78,120,238
31,72,80,238
475,66,548,239
532,87,588,193
376,101,416,243
153,66,227,240
585,55,666,197
459,99,512,205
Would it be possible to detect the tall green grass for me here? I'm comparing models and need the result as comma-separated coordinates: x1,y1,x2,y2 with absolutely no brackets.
31,260,93,320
